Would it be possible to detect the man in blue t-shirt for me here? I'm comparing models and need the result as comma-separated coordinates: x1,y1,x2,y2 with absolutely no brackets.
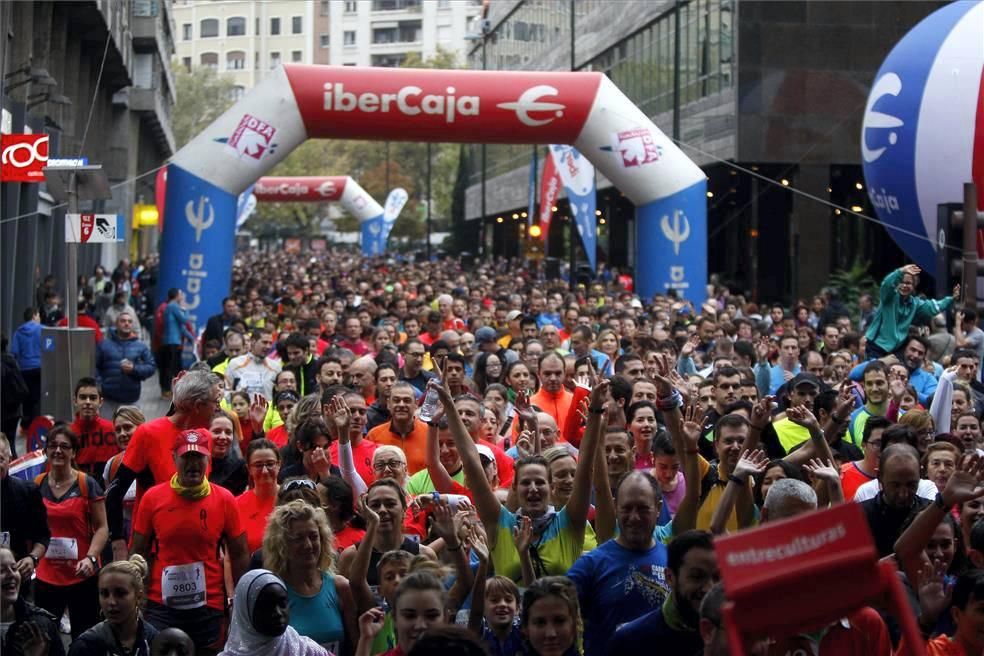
568,471,670,655
608,529,718,654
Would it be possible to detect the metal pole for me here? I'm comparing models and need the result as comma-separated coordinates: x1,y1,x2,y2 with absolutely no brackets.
750,176,759,302
67,171,78,328
426,142,432,260
569,0,576,292
673,0,681,141
962,182,978,309
385,142,390,190
480,37,487,259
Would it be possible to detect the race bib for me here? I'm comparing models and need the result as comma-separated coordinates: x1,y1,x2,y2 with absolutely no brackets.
0,532,9,548
162,561,206,610
238,372,264,394
46,537,79,561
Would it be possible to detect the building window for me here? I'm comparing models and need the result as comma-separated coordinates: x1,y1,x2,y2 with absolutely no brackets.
344,30,356,46
291,50,303,62
182,56,192,72
230,86,246,101
270,17,281,35
255,17,260,35
226,17,246,36
182,23,192,40
292,16,302,34
320,33,330,47
200,18,219,38
344,1,358,13
227,50,246,70
270,52,282,68
320,0,330,16
200,52,218,70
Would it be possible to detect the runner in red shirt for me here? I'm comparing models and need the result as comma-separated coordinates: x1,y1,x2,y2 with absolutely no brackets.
236,438,281,553
131,428,248,650
106,369,223,561
32,424,107,640
70,377,119,482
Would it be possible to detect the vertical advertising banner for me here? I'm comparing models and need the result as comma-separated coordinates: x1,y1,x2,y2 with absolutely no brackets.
549,145,597,271
538,154,561,239
157,164,238,330
382,187,409,246
637,179,707,303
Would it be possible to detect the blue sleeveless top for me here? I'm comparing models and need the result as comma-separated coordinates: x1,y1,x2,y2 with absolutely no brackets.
286,572,345,652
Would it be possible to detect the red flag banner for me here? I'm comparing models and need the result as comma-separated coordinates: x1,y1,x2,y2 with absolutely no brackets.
538,154,561,239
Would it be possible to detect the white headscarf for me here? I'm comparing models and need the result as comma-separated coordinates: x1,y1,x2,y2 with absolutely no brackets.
219,569,331,656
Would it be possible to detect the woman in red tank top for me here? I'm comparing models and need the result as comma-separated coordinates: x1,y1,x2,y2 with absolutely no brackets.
34,424,108,640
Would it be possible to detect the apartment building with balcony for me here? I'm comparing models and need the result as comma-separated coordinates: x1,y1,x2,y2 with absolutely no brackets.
173,0,315,95
1,0,177,336
328,0,481,67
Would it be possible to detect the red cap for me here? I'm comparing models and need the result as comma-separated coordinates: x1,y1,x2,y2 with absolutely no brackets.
173,429,212,457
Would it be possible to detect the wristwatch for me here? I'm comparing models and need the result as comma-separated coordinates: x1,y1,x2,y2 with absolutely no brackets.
29,554,39,566
87,555,98,566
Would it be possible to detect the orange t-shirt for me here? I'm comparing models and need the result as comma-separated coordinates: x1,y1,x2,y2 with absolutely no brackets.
897,635,966,656
122,416,183,522
235,488,275,553
840,461,876,501
531,387,574,436
134,482,243,612
329,438,378,485
366,420,430,475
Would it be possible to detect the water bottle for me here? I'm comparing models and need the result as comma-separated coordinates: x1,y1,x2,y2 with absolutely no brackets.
419,380,441,422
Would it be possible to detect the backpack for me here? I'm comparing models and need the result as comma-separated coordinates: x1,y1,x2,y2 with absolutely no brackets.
35,470,90,498
699,463,721,505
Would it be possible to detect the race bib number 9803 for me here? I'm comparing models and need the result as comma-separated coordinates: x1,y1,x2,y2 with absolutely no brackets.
162,561,206,610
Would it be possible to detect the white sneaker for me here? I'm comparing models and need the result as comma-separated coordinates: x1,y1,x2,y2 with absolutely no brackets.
59,612,70,635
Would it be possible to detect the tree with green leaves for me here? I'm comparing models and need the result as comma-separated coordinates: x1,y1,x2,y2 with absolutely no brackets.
171,65,237,149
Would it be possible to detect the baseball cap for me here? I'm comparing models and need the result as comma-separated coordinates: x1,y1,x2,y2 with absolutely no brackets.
789,372,823,391
505,310,522,322
475,443,495,464
630,298,643,309
275,390,300,405
173,429,212,457
475,326,498,344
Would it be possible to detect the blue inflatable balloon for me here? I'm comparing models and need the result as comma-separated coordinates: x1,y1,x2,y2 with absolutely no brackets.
861,0,984,272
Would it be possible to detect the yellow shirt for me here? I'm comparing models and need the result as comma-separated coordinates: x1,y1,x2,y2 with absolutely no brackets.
695,456,754,533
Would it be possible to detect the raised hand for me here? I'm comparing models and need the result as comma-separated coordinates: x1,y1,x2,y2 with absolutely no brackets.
357,493,379,528
733,449,768,481
681,400,704,451
468,525,490,565
516,430,535,458
326,395,352,439
889,377,906,401
833,385,855,418
786,404,820,433
953,284,961,301
803,458,840,484
515,390,538,430
574,374,592,391
651,353,674,397
14,621,49,656
310,446,333,478
513,515,533,554
431,498,459,546
248,393,267,430
358,607,387,640
587,378,611,412
916,559,950,628
941,453,984,508
680,334,700,359
902,264,921,277
755,336,771,363
750,395,774,430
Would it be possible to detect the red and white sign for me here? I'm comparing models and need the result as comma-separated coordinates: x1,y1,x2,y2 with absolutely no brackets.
254,176,345,202
538,155,561,239
613,127,662,168
284,65,601,145
227,114,277,160
65,213,121,243
1,134,49,182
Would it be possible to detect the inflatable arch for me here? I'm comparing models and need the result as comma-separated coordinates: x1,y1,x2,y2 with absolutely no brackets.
159,65,707,327
252,176,387,256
